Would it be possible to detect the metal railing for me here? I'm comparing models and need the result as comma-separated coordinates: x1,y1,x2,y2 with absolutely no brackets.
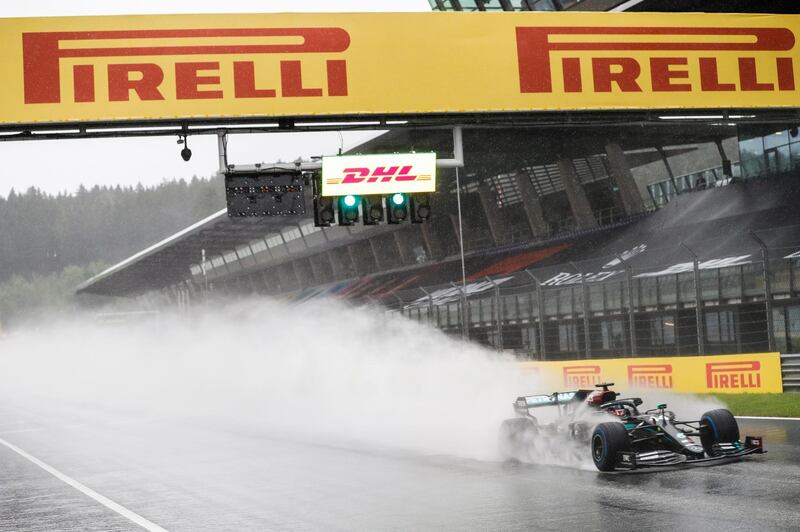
380,231,800,363
647,162,742,208
781,354,800,392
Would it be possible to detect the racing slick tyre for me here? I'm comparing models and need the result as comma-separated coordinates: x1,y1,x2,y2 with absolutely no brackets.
700,408,740,454
591,422,631,472
499,418,537,461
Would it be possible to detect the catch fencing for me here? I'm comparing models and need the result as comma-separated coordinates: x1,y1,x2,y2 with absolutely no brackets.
382,233,800,367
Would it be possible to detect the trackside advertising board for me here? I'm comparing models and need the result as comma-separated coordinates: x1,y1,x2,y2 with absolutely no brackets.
2,12,799,126
519,353,783,394
321,153,436,196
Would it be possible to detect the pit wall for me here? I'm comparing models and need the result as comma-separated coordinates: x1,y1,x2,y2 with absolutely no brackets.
519,353,783,394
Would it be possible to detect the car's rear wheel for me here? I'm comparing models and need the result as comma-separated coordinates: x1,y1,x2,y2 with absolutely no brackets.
591,422,631,472
700,408,740,454
499,418,537,461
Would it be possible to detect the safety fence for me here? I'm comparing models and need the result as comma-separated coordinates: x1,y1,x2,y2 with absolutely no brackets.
382,233,800,364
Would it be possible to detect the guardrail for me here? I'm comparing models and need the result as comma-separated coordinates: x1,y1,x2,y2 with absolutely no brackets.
781,354,800,392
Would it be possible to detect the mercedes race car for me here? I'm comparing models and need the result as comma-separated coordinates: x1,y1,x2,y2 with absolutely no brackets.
499,383,765,471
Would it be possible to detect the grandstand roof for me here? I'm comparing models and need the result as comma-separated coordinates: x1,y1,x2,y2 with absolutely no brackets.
76,122,741,297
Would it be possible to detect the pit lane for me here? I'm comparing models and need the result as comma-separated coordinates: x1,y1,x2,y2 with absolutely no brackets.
0,401,798,532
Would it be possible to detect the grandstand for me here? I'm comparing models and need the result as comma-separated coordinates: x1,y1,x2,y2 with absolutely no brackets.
77,3,800,360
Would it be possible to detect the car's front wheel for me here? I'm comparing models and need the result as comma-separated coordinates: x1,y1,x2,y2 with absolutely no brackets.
699,408,740,455
591,422,631,472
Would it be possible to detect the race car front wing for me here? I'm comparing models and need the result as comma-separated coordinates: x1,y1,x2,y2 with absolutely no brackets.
615,436,765,470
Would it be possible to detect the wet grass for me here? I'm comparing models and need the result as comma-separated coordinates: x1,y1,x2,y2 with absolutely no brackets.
705,393,800,418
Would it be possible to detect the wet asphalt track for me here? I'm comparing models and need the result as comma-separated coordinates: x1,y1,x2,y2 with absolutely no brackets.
1,401,798,531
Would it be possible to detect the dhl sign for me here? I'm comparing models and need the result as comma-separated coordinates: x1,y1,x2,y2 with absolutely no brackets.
321,153,436,197
1,12,800,126
520,353,782,394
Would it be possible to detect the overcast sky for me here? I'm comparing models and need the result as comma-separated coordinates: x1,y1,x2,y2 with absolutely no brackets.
0,1,432,198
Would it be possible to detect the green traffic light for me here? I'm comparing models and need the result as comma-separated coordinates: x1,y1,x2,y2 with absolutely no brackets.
391,193,406,206
343,194,358,207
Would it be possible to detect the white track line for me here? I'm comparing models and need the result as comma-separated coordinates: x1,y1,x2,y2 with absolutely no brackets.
0,436,169,532
736,416,800,421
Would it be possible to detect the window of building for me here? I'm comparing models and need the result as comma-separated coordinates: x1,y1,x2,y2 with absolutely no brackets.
677,272,695,303
720,265,742,300
649,315,675,346
765,145,791,175
572,155,609,184
739,134,764,160
705,310,736,344
764,129,790,150
604,281,623,311
559,322,579,352
738,126,800,179
521,163,563,196
282,227,302,242
600,319,626,351
300,221,321,236
787,306,800,353
647,181,669,208
266,235,283,248
741,263,765,297
773,306,800,353
658,275,677,305
448,175,479,194
489,173,523,208
639,277,658,307
791,142,800,171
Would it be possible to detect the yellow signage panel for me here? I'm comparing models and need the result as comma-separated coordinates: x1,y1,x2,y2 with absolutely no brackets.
321,153,436,196
519,353,783,394
0,12,798,125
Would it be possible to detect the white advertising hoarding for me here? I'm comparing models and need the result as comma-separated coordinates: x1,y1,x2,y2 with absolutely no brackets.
321,153,436,197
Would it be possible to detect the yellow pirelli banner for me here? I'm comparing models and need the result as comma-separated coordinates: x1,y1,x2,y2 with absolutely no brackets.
0,12,798,126
519,353,784,394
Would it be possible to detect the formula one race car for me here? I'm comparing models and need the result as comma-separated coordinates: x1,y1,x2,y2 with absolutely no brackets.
499,383,765,471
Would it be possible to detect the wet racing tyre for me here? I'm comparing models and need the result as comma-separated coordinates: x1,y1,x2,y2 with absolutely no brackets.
499,418,537,461
591,422,631,472
700,408,740,454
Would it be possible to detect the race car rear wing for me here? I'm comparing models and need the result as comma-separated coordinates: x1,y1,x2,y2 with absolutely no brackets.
514,390,589,414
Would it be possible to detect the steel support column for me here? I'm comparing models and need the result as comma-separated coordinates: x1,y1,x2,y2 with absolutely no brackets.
476,179,506,245
682,243,705,355
572,262,592,359
617,255,637,357
485,277,503,352
514,171,550,237
751,231,776,352
558,157,598,230
526,270,547,360
606,143,646,215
